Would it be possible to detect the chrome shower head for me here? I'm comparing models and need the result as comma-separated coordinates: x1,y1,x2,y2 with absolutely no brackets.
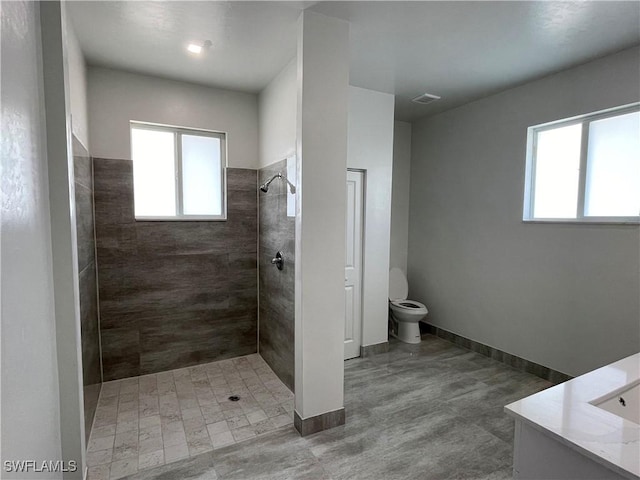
259,172,282,193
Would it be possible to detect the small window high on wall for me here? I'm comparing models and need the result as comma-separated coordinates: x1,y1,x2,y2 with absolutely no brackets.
523,103,639,224
130,122,227,220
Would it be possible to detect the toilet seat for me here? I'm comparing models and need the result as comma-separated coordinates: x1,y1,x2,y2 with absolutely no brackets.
390,299,428,315
390,299,427,310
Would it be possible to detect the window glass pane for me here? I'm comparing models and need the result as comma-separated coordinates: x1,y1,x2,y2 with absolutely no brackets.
585,111,640,217
533,124,582,218
131,128,176,217
181,135,222,216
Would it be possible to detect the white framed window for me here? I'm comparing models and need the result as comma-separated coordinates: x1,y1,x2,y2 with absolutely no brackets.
523,103,640,224
130,122,227,221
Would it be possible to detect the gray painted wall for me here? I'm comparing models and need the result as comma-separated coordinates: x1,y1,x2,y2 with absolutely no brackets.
347,86,396,347
87,67,258,169
66,15,89,150
258,59,297,169
390,121,411,274
1,2,64,475
409,46,640,377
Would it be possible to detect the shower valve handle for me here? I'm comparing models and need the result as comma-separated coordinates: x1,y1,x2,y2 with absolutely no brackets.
271,251,284,270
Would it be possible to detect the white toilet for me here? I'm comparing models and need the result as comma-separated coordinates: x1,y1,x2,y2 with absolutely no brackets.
388,268,428,344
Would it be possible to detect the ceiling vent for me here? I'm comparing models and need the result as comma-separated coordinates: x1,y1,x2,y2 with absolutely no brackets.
411,93,441,105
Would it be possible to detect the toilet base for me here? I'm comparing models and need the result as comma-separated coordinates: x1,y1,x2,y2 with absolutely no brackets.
397,321,421,344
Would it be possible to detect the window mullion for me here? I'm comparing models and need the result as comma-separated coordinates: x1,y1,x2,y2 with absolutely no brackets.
576,122,590,219
175,132,184,216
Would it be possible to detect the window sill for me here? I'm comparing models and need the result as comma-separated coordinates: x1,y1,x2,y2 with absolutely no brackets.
135,216,227,222
522,218,640,226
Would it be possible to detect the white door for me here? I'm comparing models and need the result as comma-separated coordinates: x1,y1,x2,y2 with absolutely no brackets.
345,170,364,360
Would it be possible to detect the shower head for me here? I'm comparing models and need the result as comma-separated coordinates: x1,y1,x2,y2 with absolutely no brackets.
259,173,282,193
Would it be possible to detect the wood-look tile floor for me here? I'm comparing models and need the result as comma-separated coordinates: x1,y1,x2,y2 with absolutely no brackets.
87,354,294,480
117,335,553,480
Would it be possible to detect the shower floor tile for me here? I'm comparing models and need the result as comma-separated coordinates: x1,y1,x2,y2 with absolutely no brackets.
87,354,294,480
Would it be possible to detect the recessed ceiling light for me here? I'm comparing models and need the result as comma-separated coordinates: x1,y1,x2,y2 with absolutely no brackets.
411,93,441,105
186,40,212,56
187,43,202,54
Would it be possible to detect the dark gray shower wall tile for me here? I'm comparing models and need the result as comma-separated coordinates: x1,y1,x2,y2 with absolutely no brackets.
97,311,136,332
227,168,257,191
93,192,135,226
283,211,295,236
229,288,258,312
229,251,258,272
229,194,258,216
228,292,258,315
168,222,228,255
75,182,96,273
73,135,95,273
228,189,258,217
72,135,101,444
72,136,91,188
101,327,140,381
260,196,292,240
83,382,101,444
142,222,225,254
139,311,257,374
97,253,229,300
93,157,134,188
283,238,296,266
93,158,134,225
259,303,294,389
100,285,230,321
258,339,294,392
79,262,101,440
79,262,101,386
259,198,281,246
259,302,294,348
258,158,295,392
228,260,258,288
98,254,231,319
259,347,294,391
95,223,138,264
259,219,292,259
94,160,259,379
226,216,258,252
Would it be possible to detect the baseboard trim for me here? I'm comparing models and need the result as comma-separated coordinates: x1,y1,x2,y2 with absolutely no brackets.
293,408,345,436
360,341,389,357
422,323,572,384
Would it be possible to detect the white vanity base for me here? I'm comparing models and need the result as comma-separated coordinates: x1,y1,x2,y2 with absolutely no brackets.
513,421,629,480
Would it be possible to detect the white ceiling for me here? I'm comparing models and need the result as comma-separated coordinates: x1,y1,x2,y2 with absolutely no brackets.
68,1,302,91
68,1,640,122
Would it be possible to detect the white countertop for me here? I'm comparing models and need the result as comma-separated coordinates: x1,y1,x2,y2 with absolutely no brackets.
505,353,640,479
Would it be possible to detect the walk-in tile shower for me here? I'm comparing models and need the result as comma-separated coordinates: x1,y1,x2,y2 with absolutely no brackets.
72,133,297,478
